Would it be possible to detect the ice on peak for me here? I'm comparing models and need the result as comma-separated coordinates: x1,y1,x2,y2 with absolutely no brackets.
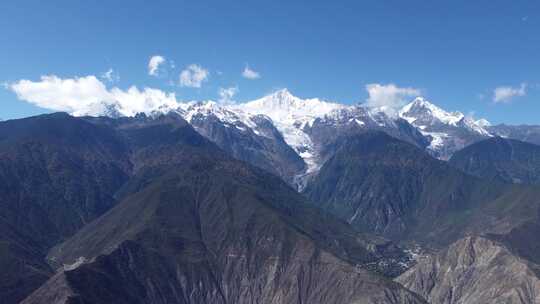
240,88,343,117
237,89,344,151
177,100,261,132
399,97,465,126
236,89,345,178
401,97,430,111
400,97,491,136
399,97,493,156
460,116,492,136
475,118,491,128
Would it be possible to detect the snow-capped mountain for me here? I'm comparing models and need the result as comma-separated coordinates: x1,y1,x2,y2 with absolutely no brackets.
399,97,492,159
399,97,465,127
234,89,427,189
78,89,499,188
144,89,428,189
235,89,344,177
173,99,306,186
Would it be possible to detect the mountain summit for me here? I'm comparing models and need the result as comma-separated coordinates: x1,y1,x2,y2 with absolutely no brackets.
399,97,491,159
399,97,465,127
239,88,344,122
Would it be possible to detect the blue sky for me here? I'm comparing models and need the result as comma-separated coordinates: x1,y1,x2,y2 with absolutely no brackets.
1,0,539,124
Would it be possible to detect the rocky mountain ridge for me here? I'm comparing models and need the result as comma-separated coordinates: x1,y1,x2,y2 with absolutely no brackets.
37,88,538,190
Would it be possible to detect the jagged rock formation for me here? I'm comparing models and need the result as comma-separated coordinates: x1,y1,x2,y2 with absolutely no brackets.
450,137,540,184
397,236,540,304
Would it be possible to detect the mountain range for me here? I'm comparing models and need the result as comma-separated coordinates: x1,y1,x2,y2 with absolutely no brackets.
3,89,540,303
105,89,537,188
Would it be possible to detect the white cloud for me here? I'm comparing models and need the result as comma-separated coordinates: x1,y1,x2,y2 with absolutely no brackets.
101,68,119,83
9,75,180,117
242,65,261,80
109,86,179,116
365,83,421,115
179,64,209,88
493,83,527,103
218,86,239,104
10,75,111,115
148,55,166,76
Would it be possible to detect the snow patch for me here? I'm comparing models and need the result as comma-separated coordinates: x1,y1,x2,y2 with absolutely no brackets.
63,257,87,271
423,132,449,150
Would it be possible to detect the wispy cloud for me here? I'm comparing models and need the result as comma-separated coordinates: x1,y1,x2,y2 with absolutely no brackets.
148,55,166,76
218,86,239,104
101,68,119,83
493,83,527,103
179,64,209,88
365,83,421,115
8,75,179,117
242,64,261,80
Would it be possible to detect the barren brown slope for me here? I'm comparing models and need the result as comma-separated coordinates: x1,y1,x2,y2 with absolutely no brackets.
397,236,540,304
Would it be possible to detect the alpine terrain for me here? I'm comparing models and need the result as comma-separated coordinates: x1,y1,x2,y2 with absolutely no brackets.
2,89,540,304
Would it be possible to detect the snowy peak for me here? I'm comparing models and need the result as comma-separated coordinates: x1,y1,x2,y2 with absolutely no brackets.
236,89,345,177
238,89,344,124
475,118,491,128
398,97,492,158
177,100,262,132
399,97,464,127
458,116,491,136
399,97,491,135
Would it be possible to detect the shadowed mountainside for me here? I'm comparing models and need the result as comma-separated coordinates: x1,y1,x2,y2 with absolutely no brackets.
450,137,540,184
0,112,424,304
0,113,132,302
304,131,540,247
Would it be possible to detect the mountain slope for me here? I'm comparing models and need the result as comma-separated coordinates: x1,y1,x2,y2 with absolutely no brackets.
396,236,540,304
304,131,540,247
179,101,306,186
0,113,132,303
0,112,228,303
22,123,425,304
450,137,540,184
